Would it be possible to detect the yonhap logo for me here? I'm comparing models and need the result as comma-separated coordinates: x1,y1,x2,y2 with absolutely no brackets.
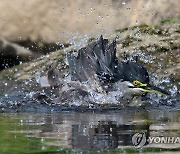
132,132,147,148
132,133,180,148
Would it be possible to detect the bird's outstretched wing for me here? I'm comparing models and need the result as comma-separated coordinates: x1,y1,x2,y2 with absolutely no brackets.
67,35,149,86
67,36,120,85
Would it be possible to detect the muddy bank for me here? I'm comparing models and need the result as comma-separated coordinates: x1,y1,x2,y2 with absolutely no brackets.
0,20,179,112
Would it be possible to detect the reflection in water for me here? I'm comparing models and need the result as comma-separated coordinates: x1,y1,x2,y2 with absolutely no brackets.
0,111,179,153
71,121,149,150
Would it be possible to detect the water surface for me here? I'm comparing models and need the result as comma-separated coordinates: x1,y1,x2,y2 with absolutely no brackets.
0,110,179,153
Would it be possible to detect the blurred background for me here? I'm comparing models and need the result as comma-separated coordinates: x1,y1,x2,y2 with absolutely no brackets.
0,0,179,70
0,0,179,42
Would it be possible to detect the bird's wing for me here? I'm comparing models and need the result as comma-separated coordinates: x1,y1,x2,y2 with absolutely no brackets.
67,36,121,85
67,35,150,87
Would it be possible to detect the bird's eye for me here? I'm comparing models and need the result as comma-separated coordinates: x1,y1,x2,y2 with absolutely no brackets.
133,80,138,86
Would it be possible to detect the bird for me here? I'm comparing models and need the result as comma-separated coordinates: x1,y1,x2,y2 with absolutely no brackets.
47,35,168,105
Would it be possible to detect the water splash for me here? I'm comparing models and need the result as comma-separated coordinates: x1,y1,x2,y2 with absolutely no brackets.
66,33,90,50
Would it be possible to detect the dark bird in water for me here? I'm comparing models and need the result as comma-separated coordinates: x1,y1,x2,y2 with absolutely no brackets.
45,36,168,104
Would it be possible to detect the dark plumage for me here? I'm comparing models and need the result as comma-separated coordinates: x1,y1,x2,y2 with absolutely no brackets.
44,35,167,105
67,36,149,87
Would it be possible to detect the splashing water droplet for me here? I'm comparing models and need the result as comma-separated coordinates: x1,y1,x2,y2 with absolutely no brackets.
169,85,178,96
122,1,126,5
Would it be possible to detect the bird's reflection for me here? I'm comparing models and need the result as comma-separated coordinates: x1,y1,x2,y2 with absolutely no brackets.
23,111,179,151
71,121,150,150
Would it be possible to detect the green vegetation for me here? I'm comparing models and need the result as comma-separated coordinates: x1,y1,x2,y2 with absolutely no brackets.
161,18,180,25
115,27,129,33
122,35,142,47
88,37,96,43
0,114,65,154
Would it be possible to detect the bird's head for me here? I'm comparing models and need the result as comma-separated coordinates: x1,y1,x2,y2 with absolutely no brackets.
125,80,169,96
118,61,169,97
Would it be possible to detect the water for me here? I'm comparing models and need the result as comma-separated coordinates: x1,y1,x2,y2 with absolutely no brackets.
0,110,179,153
